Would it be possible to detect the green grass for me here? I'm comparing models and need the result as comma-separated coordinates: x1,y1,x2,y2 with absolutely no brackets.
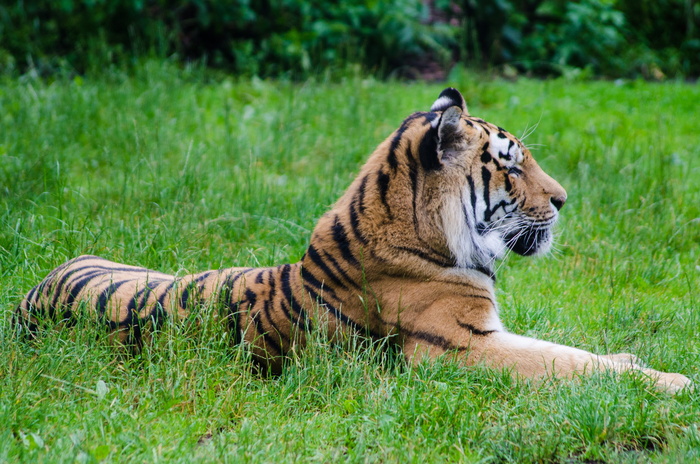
1,62,699,462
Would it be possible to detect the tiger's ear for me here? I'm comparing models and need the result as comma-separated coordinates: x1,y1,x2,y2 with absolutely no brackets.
437,106,468,163
430,88,468,115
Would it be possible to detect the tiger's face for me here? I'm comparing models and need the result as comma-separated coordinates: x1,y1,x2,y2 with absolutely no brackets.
429,88,567,269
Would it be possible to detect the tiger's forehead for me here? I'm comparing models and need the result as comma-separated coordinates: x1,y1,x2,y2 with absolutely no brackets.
466,117,525,164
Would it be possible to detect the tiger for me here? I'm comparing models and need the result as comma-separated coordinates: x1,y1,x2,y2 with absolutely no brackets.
16,88,691,393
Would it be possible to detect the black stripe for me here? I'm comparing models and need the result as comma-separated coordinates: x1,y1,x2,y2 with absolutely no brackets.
387,148,398,172
262,296,290,347
197,271,219,300
304,284,381,338
349,198,369,245
24,285,37,309
194,270,215,285
380,317,471,352
220,269,254,345
391,246,455,267
119,285,147,345
52,255,101,275
228,288,258,346
467,175,477,218
423,112,439,124
279,299,299,331
156,280,178,312
411,330,467,351
252,312,282,355
459,293,494,304
266,269,275,295
504,173,512,192
49,266,92,315
488,198,515,221
154,279,180,330
220,269,253,294
127,279,163,313
331,216,358,267
387,112,435,172
301,264,338,300
456,320,497,336
320,248,362,291
476,265,495,281
305,245,349,292
228,300,243,346
377,170,392,219
412,330,458,351
63,269,109,310
180,282,194,309
407,149,420,236
222,278,246,346
401,326,468,352
388,123,411,172
139,281,170,330
135,280,164,312
250,307,283,355
60,264,165,275
357,175,368,214
280,264,311,331
96,279,132,315
481,166,492,221
244,289,257,310
179,273,209,309
127,284,150,312
418,127,440,171
35,270,56,297
255,271,264,284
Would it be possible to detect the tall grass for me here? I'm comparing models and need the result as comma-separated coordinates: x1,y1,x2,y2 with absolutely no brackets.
1,63,699,462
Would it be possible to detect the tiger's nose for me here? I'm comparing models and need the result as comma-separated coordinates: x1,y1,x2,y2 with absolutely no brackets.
550,195,566,211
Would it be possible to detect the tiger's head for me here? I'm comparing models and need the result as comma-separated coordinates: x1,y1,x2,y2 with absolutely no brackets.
312,87,566,280
425,88,567,270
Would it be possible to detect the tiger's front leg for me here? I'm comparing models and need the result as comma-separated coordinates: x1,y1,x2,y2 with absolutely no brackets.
401,311,692,394
472,331,691,393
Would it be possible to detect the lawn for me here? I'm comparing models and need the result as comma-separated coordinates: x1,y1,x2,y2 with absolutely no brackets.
1,62,699,462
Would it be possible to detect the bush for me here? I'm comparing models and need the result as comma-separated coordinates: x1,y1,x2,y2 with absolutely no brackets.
0,0,697,78
440,0,700,78
0,0,455,77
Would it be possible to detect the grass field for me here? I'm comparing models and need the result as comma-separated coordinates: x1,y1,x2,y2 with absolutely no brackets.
1,62,699,463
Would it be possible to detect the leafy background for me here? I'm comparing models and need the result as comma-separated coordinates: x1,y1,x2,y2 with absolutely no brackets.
1,0,698,78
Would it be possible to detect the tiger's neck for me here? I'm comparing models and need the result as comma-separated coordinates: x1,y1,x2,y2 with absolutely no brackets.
301,147,496,285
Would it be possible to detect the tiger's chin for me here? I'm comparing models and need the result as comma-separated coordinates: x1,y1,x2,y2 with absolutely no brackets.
504,226,554,257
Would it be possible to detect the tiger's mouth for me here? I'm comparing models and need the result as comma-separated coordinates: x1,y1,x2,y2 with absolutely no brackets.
503,223,553,256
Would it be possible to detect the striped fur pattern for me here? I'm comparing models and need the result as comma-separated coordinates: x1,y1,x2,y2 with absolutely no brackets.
16,88,691,392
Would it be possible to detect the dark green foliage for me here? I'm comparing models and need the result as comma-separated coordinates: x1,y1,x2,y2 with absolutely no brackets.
441,0,700,77
0,0,454,77
0,0,698,78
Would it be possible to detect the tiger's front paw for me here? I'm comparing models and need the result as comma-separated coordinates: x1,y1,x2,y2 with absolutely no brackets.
650,371,692,394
